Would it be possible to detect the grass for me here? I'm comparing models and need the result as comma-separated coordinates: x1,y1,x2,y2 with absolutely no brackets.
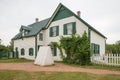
80,64,120,71
62,62,120,71
0,58,33,63
0,70,120,80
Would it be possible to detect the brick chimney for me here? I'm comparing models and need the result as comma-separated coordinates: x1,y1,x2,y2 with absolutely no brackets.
35,18,39,22
77,11,81,17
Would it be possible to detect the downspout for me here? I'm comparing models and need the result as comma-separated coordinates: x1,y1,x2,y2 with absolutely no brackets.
88,29,91,44
12,40,14,58
35,35,37,58
88,28,92,55
105,39,106,54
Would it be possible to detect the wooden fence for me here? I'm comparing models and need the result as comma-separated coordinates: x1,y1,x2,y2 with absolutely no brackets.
91,54,120,66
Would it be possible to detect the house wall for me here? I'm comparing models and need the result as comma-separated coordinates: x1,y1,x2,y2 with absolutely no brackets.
43,16,88,61
91,30,106,56
13,37,35,60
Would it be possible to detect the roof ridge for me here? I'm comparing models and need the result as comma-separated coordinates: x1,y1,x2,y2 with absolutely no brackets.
28,18,50,27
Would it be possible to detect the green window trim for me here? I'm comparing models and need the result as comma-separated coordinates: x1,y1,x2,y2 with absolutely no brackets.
63,24,67,35
49,27,53,37
91,43,100,54
56,26,59,36
63,22,76,35
29,48,34,56
21,48,25,56
49,26,59,37
53,46,57,56
72,22,76,34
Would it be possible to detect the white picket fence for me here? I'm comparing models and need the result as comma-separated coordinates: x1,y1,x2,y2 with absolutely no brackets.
91,54,120,66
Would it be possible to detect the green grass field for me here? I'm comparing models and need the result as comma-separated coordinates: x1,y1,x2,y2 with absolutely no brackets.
0,70,120,80
0,58,33,63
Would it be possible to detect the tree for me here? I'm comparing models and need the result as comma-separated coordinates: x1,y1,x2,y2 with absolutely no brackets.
115,40,120,53
106,40,120,54
7,41,13,52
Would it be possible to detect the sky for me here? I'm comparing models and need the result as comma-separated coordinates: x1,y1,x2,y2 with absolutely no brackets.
0,0,120,45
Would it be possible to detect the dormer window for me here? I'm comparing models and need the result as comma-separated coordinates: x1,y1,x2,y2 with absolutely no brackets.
21,29,29,37
24,31,29,35
20,25,30,37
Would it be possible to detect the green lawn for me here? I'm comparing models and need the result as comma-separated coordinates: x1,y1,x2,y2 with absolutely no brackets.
63,62,120,71
0,70,120,80
80,64,120,71
0,58,33,63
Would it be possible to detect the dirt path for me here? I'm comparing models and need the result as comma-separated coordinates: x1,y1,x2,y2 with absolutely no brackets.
0,62,120,74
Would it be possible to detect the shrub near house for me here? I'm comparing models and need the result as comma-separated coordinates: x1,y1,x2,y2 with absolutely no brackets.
52,32,91,65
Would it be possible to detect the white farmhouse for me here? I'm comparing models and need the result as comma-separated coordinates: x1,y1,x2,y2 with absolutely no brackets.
12,3,106,61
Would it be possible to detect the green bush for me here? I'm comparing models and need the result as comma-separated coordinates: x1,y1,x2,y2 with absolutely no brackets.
52,31,91,65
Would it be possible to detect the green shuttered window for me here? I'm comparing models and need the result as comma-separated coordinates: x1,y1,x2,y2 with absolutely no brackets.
72,22,76,34
64,22,76,35
49,26,59,37
64,24,67,35
50,27,53,37
56,26,59,36
91,43,100,54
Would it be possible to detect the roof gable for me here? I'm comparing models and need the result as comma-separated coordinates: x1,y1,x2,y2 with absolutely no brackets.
52,5,73,21
45,3,106,38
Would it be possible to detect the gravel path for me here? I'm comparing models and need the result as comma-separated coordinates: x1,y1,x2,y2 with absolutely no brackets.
0,62,120,74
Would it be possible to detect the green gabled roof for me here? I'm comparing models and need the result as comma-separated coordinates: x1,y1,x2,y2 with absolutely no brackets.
45,3,106,38
12,18,50,40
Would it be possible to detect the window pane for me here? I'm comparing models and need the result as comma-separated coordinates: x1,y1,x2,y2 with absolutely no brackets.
29,48,34,56
92,43,100,54
67,23,72,34
21,48,25,56
39,33,43,41
52,27,57,36
50,26,59,37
